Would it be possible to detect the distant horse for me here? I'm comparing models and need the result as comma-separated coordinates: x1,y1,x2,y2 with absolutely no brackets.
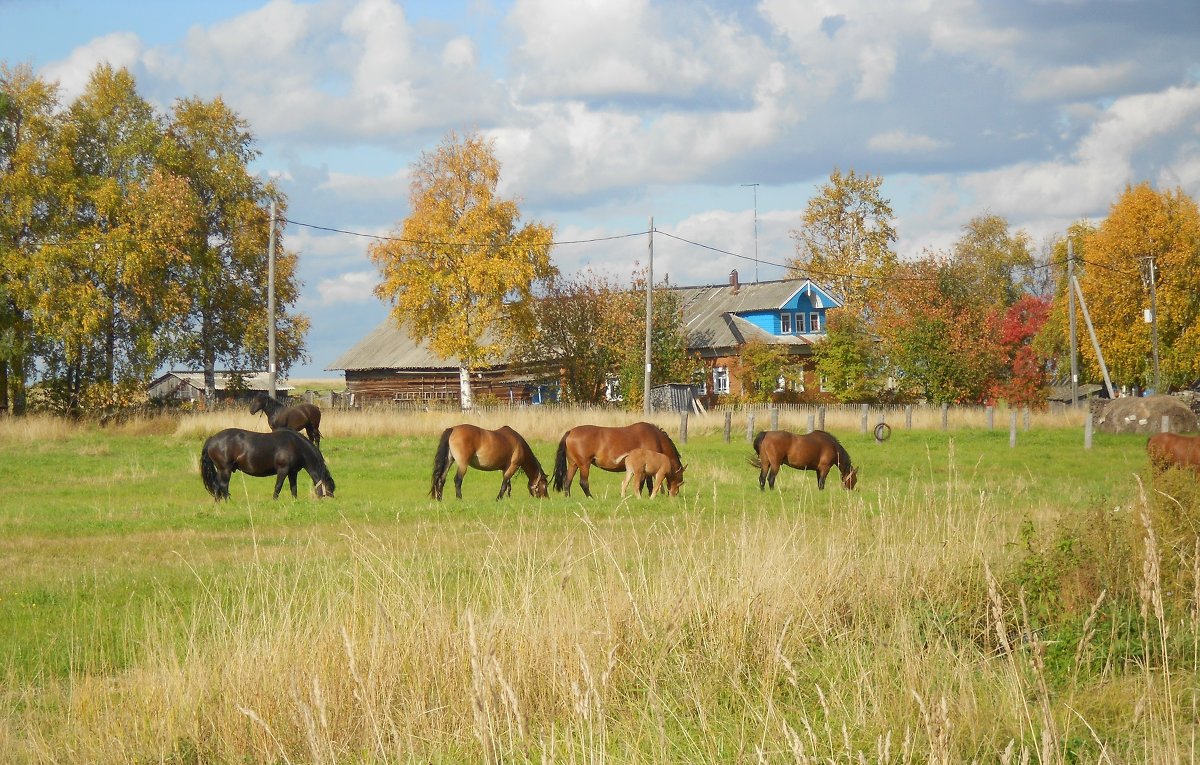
1147,432,1200,473
249,392,323,449
430,424,549,500
201,427,335,501
620,448,678,498
750,429,858,490
552,422,685,497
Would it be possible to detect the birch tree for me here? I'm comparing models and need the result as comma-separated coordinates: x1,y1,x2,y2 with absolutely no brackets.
370,131,555,409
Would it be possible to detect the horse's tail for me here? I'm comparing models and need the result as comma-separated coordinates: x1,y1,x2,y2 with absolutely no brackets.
430,427,453,498
200,446,219,498
752,430,767,454
552,431,570,492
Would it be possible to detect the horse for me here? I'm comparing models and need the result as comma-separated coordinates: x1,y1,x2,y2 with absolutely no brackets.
249,392,323,449
200,427,335,501
750,429,858,490
429,424,549,500
1147,432,1200,473
552,422,685,497
620,448,678,498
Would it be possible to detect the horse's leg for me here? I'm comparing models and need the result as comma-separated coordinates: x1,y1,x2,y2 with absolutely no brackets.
289,469,299,498
497,466,518,500
563,463,578,496
273,471,287,500
621,468,633,497
454,465,467,499
649,471,663,498
816,464,829,490
578,463,593,498
767,459,779,490
758,459,768,490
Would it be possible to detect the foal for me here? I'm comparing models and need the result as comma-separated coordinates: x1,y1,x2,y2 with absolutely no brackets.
620,448,680,498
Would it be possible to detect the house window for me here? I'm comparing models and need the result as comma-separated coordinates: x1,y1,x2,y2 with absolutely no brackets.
809,312,821,333
795,313,807,333
713,366,730,395
780,313,792,334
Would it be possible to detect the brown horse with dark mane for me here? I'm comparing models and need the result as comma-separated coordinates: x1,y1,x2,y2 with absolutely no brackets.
750,429,858,490
552,422,685,497
430,424,549,500
201,427,335,501
1147,432,1200,473
250,392,323,449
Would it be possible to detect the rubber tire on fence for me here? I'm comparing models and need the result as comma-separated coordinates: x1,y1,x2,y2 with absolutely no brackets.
873,422,892,443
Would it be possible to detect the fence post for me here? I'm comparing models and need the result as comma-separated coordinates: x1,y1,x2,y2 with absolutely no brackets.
1009,410,1017,448
1023,407,1030,432
807,413,815,433
1162,415,1170,433
679,411,689,444
986,405,994,430
724,411,732,443
1084,414,1093,450
860,404,869,434
818,406,826,431
770,405,779,431
747,412,755,443
905,404,912,429
941,404,949,431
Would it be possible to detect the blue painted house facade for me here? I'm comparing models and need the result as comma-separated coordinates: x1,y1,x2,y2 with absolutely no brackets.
673,271,842,403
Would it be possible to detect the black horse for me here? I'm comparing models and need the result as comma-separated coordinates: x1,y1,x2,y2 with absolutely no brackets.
200,428,335,501
249,392,323,449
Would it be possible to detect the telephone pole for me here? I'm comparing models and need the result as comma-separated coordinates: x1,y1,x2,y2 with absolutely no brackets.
644,216,653,415
1143,255,1161,393
1067,238,1078,407
741,183,759,282
267,199,277,399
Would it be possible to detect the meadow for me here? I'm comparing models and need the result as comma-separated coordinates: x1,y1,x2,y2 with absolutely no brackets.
0,405,1195,764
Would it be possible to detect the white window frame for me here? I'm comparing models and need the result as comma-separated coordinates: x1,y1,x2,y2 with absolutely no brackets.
780,312,792,334
713,366,730,395
809,312,821,333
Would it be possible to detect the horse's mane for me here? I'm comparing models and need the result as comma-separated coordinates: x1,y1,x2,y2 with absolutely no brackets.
502,425,546,477
818,430,853,471
648,423,681,461
287,428,333,485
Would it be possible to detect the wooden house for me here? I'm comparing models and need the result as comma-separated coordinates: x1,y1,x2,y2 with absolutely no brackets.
147,371,293,403
675,270,841,406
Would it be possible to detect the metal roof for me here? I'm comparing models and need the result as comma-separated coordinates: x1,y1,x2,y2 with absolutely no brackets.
148,371,294,391
675,278,836,353
327,319,507,371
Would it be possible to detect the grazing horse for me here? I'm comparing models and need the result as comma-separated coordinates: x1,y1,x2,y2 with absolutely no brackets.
552,422,685,497
201,428,335,501
430,424,549,500
620,448,678,498
1147,432,1200,473
249,392,323,449
750,429,858,490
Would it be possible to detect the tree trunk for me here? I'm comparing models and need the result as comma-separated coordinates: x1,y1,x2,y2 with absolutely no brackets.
458,365,474,410
0,359,8,414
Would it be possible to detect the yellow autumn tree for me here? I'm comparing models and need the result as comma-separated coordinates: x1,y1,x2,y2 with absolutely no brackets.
1080,183,1200,391
371,131,555,409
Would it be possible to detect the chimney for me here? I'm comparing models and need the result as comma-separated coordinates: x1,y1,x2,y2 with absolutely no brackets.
729,269,739,294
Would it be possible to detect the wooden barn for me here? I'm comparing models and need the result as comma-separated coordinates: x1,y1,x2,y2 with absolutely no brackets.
326,320,550,406
147,371,293,403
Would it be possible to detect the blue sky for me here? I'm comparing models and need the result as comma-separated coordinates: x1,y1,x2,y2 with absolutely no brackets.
3,0,1198,378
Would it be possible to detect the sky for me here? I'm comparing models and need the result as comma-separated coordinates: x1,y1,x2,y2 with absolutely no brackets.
3,0,1199,379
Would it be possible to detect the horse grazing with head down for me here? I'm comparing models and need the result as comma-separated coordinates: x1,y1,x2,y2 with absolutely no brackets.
552,422,685,497
620,448,678,498
201,427,335,501
430,424,549,500
750,429,858,490
1147,432,1200,473
249,392,323,449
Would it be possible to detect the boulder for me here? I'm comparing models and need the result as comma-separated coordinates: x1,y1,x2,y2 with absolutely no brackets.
1095,394,1198,435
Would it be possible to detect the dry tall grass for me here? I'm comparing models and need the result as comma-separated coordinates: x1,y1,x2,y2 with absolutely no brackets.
7,466,1193,763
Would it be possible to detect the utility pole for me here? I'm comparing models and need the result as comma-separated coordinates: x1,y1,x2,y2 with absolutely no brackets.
741,183,759,282
644,217,653,415
267,199,277,400
1067,238,1078,407
1144,256,1161,393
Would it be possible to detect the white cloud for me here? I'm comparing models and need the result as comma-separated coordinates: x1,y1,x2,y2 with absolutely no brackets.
317,271,378,305
1019,62,1136,102
43,32,143,100
867,130,946,154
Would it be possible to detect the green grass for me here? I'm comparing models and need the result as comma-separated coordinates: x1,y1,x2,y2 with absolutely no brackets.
0,419,1180,763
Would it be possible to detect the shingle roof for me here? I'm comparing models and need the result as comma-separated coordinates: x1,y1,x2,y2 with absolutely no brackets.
674,278,834,353
327,319,472,371
150,371,294,391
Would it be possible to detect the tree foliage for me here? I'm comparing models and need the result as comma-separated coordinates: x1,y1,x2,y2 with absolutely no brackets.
733,340,801,403
813,311,884,403
1078,183,1200,391
787,168,897,310
991,295,1052,408
951,214,1034,307
607,270,696,410
371,131,555,409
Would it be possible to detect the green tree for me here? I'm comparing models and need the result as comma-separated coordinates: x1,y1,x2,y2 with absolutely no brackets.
950,214,1034,307
608,270,696,410
813,311,884,402
160,96,308,401
733,340,800,403
0,63,62,413
370,131,555,409
787,168,898,311
1079,183,1200,391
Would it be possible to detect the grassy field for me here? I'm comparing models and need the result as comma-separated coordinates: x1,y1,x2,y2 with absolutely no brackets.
1,407,1196,763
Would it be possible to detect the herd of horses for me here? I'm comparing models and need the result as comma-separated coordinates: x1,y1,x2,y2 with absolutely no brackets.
200,394,1200,502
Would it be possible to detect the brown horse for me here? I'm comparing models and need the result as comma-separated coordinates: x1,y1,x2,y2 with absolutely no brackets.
552,422,685,497
250,393,323,449
430,424,549,500
750,429,858,490
620,448,678,498
201,428,335,501
1147,432,1200,472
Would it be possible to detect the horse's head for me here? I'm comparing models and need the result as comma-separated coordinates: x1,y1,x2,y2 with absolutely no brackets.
666,463,687,496
314,469,336,498
842,467,859,490
248,394,265,415
529,472,549,498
